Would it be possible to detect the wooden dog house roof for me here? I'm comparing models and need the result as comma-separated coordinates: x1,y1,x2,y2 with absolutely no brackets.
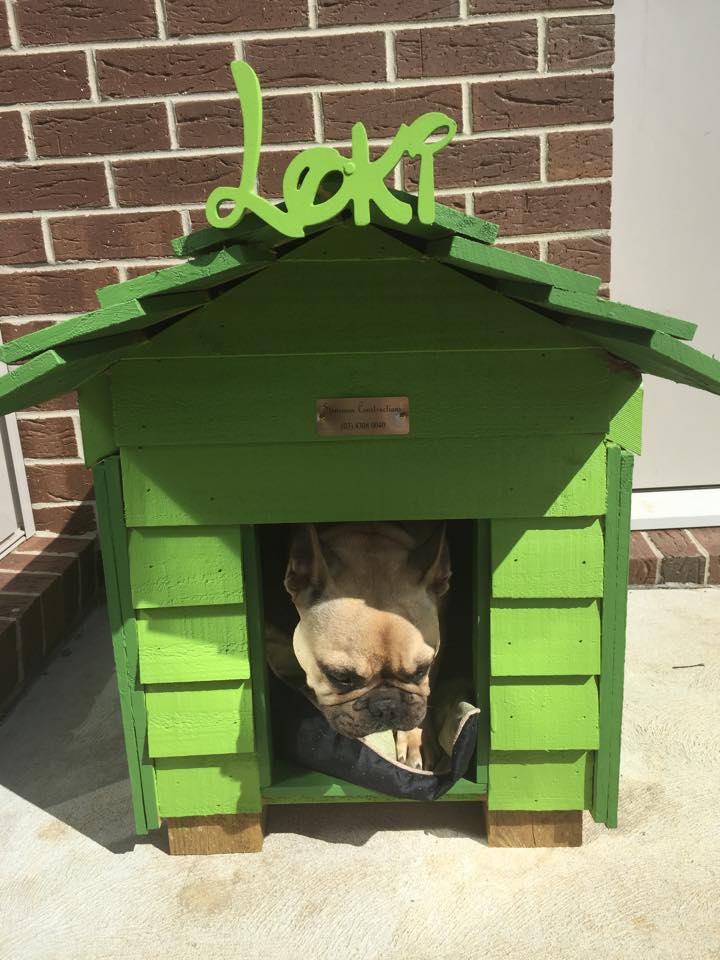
1,187,720,414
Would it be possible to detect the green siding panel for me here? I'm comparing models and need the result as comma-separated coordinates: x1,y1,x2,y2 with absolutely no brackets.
490,676,599,751
489,750,593,810
492,518,605,598
155,755,262,816
490,599,601,676
146,681,254,758
137,605,249,684
111,350,636,446
607,385,643,455
121,437,606,526
78,374,117,466
127,527,244,608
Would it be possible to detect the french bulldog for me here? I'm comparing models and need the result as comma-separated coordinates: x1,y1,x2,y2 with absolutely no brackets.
266,521,451,770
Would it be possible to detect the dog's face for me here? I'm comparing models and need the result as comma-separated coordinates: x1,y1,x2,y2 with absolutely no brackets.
284,523,450,738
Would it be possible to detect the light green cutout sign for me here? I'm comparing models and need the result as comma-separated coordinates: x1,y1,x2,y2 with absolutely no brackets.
206,61,457,237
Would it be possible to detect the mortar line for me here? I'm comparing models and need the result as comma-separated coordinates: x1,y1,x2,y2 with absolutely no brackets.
165,100,179,149
307,0,318,30
311,92,324,143
385,30,397,82
640,531,664,587
153,0,168,40
39,218,56,264
103,160,118,207
85,49,101,104
19,110,37,161
4,0,20,49
461,82,472,136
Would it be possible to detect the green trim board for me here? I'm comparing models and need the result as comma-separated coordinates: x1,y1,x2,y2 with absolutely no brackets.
490,599,601,676
593,446,634,828
146,681,254,758
120,436,607,527
491,517,605,599
137,605,250,684
498,282,697,341
77,373,116,466
0,292,209,365
490,676,599,751
488,750,593,811
127,527,245,609
110,350,638,446
97,243,272,308
608,385,643,455
427,235,601,295
155,754,262,817
93,456,159,832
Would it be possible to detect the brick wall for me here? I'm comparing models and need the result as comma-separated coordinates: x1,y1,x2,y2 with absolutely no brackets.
0,0,614,535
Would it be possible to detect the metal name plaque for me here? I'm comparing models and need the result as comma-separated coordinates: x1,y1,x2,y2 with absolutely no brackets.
316,396,410,437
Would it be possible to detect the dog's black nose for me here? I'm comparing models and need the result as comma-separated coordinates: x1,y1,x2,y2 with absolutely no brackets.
367,694,400,725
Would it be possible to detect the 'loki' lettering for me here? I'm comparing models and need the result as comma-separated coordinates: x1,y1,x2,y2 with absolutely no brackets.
205,61,456,237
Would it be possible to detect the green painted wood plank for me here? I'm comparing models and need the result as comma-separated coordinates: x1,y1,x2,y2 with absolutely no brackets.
97,244,273,308
146,681,254,758
120,436,606,527
127,527,244,609
607,385,643,455
281,223,423,261
263,767,487,804
142,257,593,359
155,754,262,816
489,750,593,811
0,293,208,364
0,336,140,417
94,456,159,831
498,282,697,341
241,526,272,789
474,520,491,785
490,599,601,676
111,350,638,446
593,446,633,828
137,605,249,684
93,460,148,834
492,518,605,599
490,676,599,751
78,373,116,466
375,190,499,244
427,235,601,295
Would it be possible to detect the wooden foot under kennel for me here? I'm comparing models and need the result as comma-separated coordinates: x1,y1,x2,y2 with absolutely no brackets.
166,811,266,855
484,807,583,848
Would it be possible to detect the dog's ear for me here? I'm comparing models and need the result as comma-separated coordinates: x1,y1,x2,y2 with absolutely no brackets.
284,525,331,602
409,522,451,597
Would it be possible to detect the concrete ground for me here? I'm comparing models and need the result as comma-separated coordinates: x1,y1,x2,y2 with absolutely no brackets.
0,592,718,960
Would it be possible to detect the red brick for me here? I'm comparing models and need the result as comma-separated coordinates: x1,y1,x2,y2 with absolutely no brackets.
547,15,614,72
471,0,610,9
472,74,613,131
687,528,720,585
0,267,118,317
17,0,158,44
0,52,90,106
547,235,611,284
496,240,541,259
23,393,78,414
125,262,180,280
32,504,96,535
435,194,467,212
51,211,182,261
27,464,93,504
0,570,59,593
647,529,705,585
18,417,79,459
0,4,10,47
166,0,307,34
0,552,76,575
547,128,612,181
113,154,242,206
96,43,235,98
396,21,537,79
32,104,171,158
0,619,19,705
0,221,47,266
474,183,611,236
405,136,540,190
0,319,54,342
175,94,314,148
245,33,386,87
18,534,95,556
318,0,457,25
629,531,659,586
323,84,462,140
0,163,108,214
0,112,26,161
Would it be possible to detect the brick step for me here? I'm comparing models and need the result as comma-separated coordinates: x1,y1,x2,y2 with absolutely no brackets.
630,528,720,587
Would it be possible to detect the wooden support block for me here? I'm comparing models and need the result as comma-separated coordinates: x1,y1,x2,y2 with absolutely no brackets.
484,807,582,848
166,811,266,855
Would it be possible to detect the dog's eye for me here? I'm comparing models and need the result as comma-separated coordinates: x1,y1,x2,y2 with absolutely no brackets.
408,665,430,684
325,668,363,690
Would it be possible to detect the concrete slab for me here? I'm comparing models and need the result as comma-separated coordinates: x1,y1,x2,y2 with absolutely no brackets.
0,593,719,960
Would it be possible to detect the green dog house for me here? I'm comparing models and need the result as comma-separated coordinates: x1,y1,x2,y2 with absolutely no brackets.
2,194,719,853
